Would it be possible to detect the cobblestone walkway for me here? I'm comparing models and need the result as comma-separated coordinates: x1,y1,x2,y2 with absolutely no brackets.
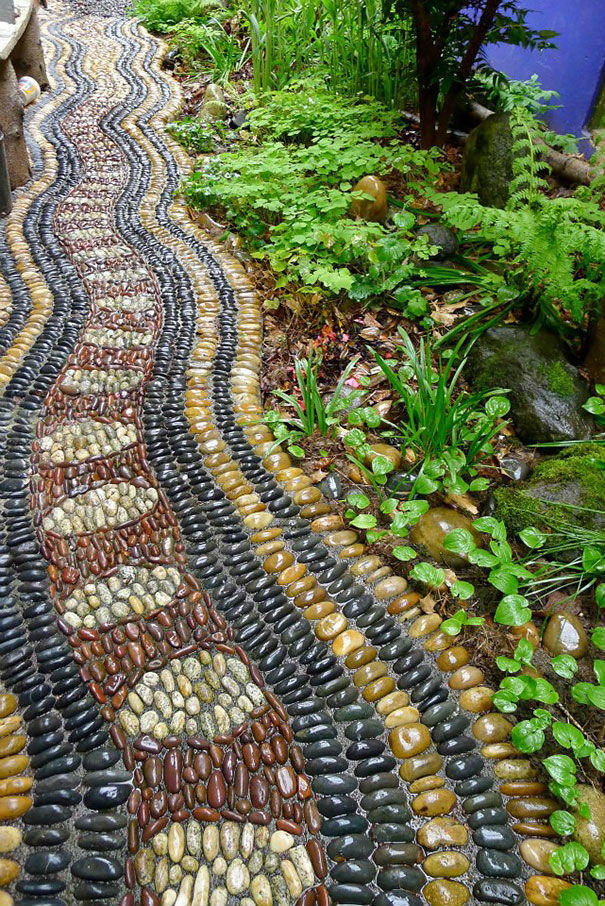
0,6,573,906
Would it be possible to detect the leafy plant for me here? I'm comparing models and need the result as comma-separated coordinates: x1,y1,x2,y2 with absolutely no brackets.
244,0,416,107
433,108,605,335
130,0,223,30
370,327,510,495
472,70,560,115
264,348,358,455
170,18,250,78
183,84,443,301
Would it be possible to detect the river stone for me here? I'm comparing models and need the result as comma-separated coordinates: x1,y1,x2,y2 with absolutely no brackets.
573,784,605,864
461,113,512,208
542,613,588,658
417,224,459,261
351,176,387,222
467,325,592,445
424,880,469,906
410,508,480,567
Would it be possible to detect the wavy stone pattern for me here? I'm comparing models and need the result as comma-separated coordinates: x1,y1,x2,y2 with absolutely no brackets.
0,4,575,906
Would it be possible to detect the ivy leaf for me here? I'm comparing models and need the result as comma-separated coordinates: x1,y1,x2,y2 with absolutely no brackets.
595,583,605,608
472,516,501,535
571,682,592,705
590,748,605,772
594,660,605,685
488,566,519,595
552,722,586,751
372,454,395,476
496,656,521,673
582,544,605,573
551,654,579,680
492,690,518,713
583,396,605,415
485,395,510,418
590,865,605,880
494,594,531,626
413,474,439,495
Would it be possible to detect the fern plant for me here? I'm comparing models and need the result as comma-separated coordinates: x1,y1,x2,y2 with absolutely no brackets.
507,107,550,209
433,108,605,336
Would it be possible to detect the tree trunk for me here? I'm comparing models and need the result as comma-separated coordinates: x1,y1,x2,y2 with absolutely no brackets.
0,58,31,189
11,2,49,89
417,80,439,149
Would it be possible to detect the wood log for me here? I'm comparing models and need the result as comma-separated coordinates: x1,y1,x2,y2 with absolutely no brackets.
0,57,30,188
11,1,48,89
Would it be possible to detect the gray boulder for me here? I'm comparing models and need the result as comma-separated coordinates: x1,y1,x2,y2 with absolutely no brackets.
461,113,512,208
467,325,593,445
417,223,459,260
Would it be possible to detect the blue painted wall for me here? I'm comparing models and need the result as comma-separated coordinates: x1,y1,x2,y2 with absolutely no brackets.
487,1,605,150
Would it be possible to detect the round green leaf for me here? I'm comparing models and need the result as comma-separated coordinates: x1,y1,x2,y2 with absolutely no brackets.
485,396,510,418
559,885,598,906
551,654,579,680
443,528,476,556
550,809,576,836
593,627,605,650
511,720,544,754
494,594,531,627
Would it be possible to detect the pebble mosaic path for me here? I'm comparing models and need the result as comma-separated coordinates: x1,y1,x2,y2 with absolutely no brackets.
0,5,577,906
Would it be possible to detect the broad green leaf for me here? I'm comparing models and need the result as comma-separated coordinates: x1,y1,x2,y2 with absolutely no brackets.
443,528,476,556
350,513,377,529
549,842,589,876
451,580,474,600
519,526,546,548
592,627,605,650
347,491,371,509
485,395,510,418
543,754,576,784
511,719,544,753
392,545,416,561
494,594,531,627
551,654,579,680
559,885,598,906
488,566,518,595
410,562,445,588
583,396,605,415
587,685,605,709
550,809,576,836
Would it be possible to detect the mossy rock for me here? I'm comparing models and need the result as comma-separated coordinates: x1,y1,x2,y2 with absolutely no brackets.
461,113,513,209
494,443,605,534
467,325,593,445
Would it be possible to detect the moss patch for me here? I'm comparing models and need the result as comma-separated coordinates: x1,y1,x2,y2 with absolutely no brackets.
494,443,605,535
539,360,577,397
